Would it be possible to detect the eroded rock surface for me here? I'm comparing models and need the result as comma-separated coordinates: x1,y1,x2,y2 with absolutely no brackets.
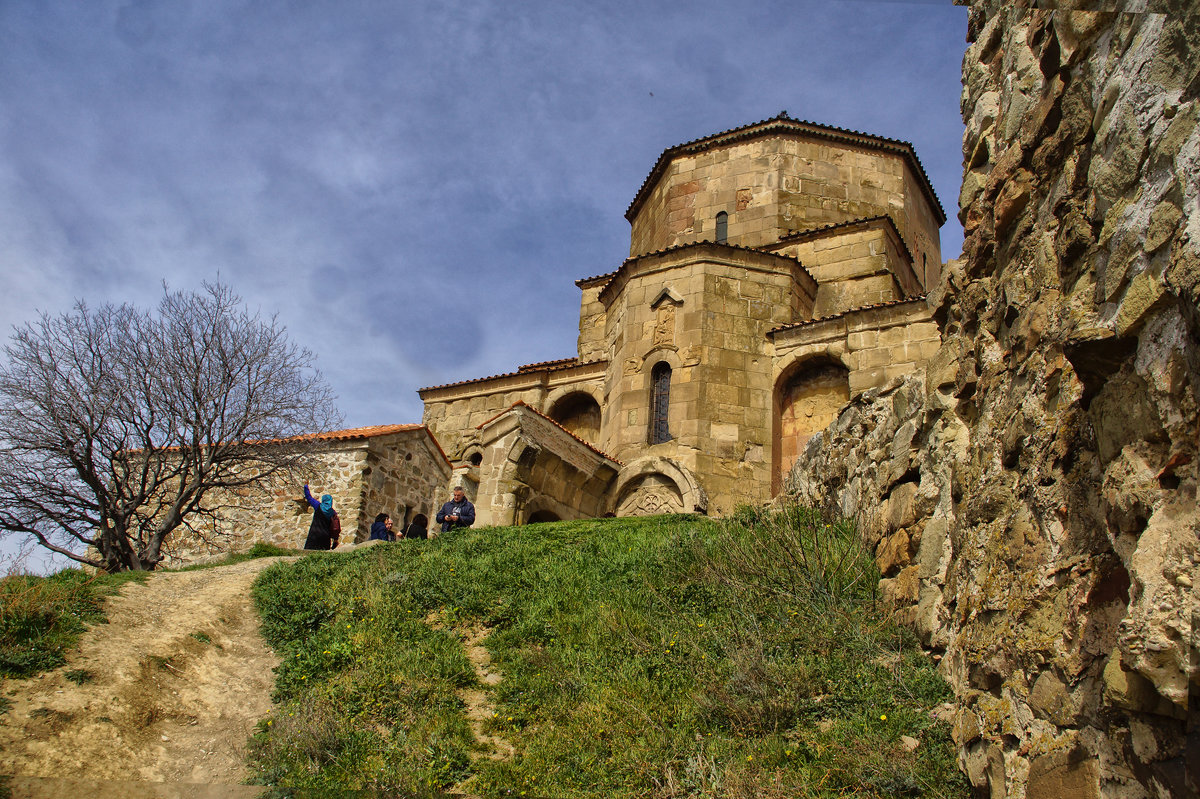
788,4,1199,797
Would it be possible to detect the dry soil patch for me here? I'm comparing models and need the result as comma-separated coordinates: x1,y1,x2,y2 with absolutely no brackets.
0,557,292,788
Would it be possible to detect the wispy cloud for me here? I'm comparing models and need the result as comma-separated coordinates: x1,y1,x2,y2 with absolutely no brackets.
1,0,968,431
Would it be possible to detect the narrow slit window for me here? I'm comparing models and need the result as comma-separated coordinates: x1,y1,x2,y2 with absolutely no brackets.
715,211,728,244
650,362,672,444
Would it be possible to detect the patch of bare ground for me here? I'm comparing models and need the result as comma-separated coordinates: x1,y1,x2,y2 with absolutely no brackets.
0,557,293,791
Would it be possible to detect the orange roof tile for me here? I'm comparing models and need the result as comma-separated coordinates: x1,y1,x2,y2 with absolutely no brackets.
418,359,604,393
294,423,425,442
574,271,618,288
518,357,577,372
150,423,451,465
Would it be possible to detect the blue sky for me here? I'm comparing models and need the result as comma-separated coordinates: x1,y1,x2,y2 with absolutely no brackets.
1,0,967,432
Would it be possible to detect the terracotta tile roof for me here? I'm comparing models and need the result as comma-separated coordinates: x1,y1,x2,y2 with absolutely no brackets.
419,368,527,393
575,271,618,288
625,112,946,227
292,423,451,464
294,423,425,442
518,357,577,372
418,359,605,393
591,239,815,301
767,295,930,336
155,423,451,465
476,400,623,465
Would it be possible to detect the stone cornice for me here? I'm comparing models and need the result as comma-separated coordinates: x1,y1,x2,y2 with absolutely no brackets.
596,240,817,307
417,359,607,402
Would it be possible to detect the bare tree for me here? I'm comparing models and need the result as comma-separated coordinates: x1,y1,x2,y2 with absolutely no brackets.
0,282,342,572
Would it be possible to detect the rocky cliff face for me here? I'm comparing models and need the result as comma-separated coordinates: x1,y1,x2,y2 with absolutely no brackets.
787,4,1198,797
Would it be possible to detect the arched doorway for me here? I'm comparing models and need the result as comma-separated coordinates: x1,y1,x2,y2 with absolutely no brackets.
773,362,850,494
546,392,602,444
526,509,561,524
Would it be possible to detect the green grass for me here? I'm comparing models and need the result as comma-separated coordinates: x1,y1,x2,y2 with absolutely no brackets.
0,568,148,679
248,507,968,797
63,668,94,685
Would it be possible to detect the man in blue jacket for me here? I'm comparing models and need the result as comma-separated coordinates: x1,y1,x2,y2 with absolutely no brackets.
436,486,475,533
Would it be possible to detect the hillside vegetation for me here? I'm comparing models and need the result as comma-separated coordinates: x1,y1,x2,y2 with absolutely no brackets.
249,508,967,798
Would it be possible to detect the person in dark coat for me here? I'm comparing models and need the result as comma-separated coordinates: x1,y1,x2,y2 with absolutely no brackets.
369,513,394,542
435,487,475,533
403,513,429,540
302,484,340,550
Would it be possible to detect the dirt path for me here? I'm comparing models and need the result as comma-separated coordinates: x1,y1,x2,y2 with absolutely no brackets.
419,613,515,798
458,624,515,763
0,557,291,789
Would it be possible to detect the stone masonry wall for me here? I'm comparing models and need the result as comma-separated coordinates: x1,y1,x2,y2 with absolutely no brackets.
360,433,451,538
422,367,606,463
160,444,368,566
629,135,942,272
600,250,804,512
772,300,941,398
474,405,618,526
787,4,1198,798
771,221,924,316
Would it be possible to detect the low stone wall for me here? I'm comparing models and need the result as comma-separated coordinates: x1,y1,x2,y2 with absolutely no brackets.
161,427,451,563
160,444,368,565
360,432,452,537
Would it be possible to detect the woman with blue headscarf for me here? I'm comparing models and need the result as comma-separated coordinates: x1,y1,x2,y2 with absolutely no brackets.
302,483,341,550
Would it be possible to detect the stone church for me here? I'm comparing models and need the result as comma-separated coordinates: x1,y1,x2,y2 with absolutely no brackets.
417,113,947,526
164,112,950,561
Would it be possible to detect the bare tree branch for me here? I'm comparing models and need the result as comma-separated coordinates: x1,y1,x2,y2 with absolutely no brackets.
0,282,342,571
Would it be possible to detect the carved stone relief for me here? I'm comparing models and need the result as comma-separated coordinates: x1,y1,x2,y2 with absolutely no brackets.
653,303,676,346
616,473,684,516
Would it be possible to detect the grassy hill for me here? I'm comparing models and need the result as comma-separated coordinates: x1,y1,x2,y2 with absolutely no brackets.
248,507,967,798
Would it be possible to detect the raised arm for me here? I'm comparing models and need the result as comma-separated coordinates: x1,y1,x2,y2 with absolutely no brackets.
303,484,320,511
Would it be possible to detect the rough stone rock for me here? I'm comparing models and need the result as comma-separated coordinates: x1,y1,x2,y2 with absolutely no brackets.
787,3,1200,797
875,528,912,576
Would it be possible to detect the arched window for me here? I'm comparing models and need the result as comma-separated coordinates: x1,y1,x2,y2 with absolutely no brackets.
649,362,672,444
715,211,728,244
